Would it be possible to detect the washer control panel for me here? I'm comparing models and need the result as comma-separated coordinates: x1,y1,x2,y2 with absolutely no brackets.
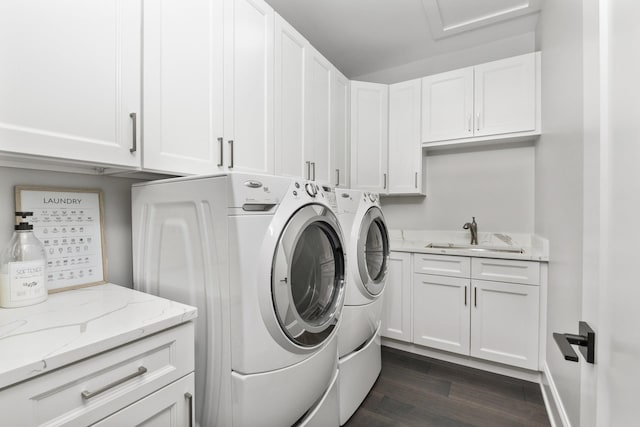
291,181,338,210
362,192,379,205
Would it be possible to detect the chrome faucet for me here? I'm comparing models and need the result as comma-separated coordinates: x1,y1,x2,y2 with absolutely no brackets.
463,217,478,245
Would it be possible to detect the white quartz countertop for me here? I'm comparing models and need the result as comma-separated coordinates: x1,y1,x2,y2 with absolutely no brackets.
389,230,549,262
0,283,197,389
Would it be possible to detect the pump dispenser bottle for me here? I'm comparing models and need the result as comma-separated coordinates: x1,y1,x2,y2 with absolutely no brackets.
0,212,48,308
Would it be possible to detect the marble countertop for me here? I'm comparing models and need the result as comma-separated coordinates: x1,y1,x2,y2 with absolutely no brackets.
389,229,549,262
0,283,197,389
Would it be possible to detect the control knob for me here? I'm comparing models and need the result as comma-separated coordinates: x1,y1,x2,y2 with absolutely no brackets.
305,183,317,197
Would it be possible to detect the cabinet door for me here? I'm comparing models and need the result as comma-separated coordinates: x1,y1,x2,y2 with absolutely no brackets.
223,0,274,174
93,374,195,427
381,252,412,342
350,81,389,192
421,68,473,142
143,0,224,175
470,280,539,370
413,273,470,355
332,70,350,188
0,0,141,168
388,79,423,195
474,53,536,136
274,14,307,179
305,47,332,184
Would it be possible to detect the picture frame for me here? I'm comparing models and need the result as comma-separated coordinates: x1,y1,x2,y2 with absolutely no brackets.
15,186,107,293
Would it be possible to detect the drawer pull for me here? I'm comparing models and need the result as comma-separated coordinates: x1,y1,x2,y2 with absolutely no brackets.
185,392,194,427
81,366,147,400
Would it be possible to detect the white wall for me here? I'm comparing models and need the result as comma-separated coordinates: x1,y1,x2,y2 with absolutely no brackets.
534,0,585,425
353,32,536,84
0,166,143,288
381,143,535,233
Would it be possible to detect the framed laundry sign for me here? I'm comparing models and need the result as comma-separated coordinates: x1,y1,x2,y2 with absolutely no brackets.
15,186,107,293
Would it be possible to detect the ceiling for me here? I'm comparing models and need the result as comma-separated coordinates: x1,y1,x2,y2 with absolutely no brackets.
264,0,541,79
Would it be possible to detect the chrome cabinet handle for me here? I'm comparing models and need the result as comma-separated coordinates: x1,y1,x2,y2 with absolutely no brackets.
464,286,467,306
336,169,340,186
228,140,234,168
311,162,316,180
81,366,147,400
468,115,471,132
217,137,223,167
185,392,194,427
476,113,480,131
129,112,137,153
383,173,387,190
306,161,311,180
474,287,477,307
415,172,418,188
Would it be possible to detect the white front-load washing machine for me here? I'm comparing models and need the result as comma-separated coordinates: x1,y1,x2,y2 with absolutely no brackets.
132,172,346,427
335,189,390,425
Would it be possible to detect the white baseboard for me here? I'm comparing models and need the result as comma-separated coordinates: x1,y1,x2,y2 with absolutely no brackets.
382,338,540,382
540,361,571,427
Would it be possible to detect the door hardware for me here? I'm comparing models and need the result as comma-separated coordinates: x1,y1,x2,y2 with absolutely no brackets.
553,321,595,363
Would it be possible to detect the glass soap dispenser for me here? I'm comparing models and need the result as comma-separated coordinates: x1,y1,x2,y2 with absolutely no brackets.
0,212,48,308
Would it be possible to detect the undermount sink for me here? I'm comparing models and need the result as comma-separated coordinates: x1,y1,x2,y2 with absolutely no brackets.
425,243,525,254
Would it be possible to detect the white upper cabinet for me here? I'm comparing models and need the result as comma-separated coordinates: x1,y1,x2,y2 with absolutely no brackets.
421,52,540,146
305,47,333,185
350,81,389,193
388,79,423,195
274,14,307,179
421,68,474,142
0,0,141,168
331,71,350,188
474,53,536,136
143,0,224,175
223,0,274,174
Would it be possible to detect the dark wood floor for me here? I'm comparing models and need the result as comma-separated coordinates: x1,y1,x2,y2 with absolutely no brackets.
345,346,550,427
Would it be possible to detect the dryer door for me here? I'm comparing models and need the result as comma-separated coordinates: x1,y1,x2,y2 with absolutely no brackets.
357,206,390,296
272,204,346,347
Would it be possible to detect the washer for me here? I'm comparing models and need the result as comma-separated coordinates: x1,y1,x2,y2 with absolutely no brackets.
334,188,390,425
132,172,345,427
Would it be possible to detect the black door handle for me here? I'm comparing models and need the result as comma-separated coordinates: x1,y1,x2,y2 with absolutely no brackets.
553,321,595,363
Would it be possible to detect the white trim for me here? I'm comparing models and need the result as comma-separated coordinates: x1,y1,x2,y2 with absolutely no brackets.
382,338,540,382
541,361,571,427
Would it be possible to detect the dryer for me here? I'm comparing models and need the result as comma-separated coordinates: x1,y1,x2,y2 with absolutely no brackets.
132,173,345,427
334,188,390,425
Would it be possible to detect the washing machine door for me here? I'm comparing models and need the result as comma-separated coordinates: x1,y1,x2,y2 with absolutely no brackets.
272,204,346,348
357,206,390,296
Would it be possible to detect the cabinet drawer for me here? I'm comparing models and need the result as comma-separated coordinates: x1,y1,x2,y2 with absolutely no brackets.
471,258,540,285
0,322,194,427
93,373,195,427
413,254,470,278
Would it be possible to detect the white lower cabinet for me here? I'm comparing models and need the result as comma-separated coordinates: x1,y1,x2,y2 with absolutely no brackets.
381,252,412,342
470,279,540,369
412,274,470,355
0,323,195,427
387,253,543,371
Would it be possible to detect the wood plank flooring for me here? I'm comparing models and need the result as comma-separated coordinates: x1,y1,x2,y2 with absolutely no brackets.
344,346,550,427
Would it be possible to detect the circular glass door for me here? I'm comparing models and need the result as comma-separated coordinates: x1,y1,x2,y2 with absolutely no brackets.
272,204,345,347
357,207,390,296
